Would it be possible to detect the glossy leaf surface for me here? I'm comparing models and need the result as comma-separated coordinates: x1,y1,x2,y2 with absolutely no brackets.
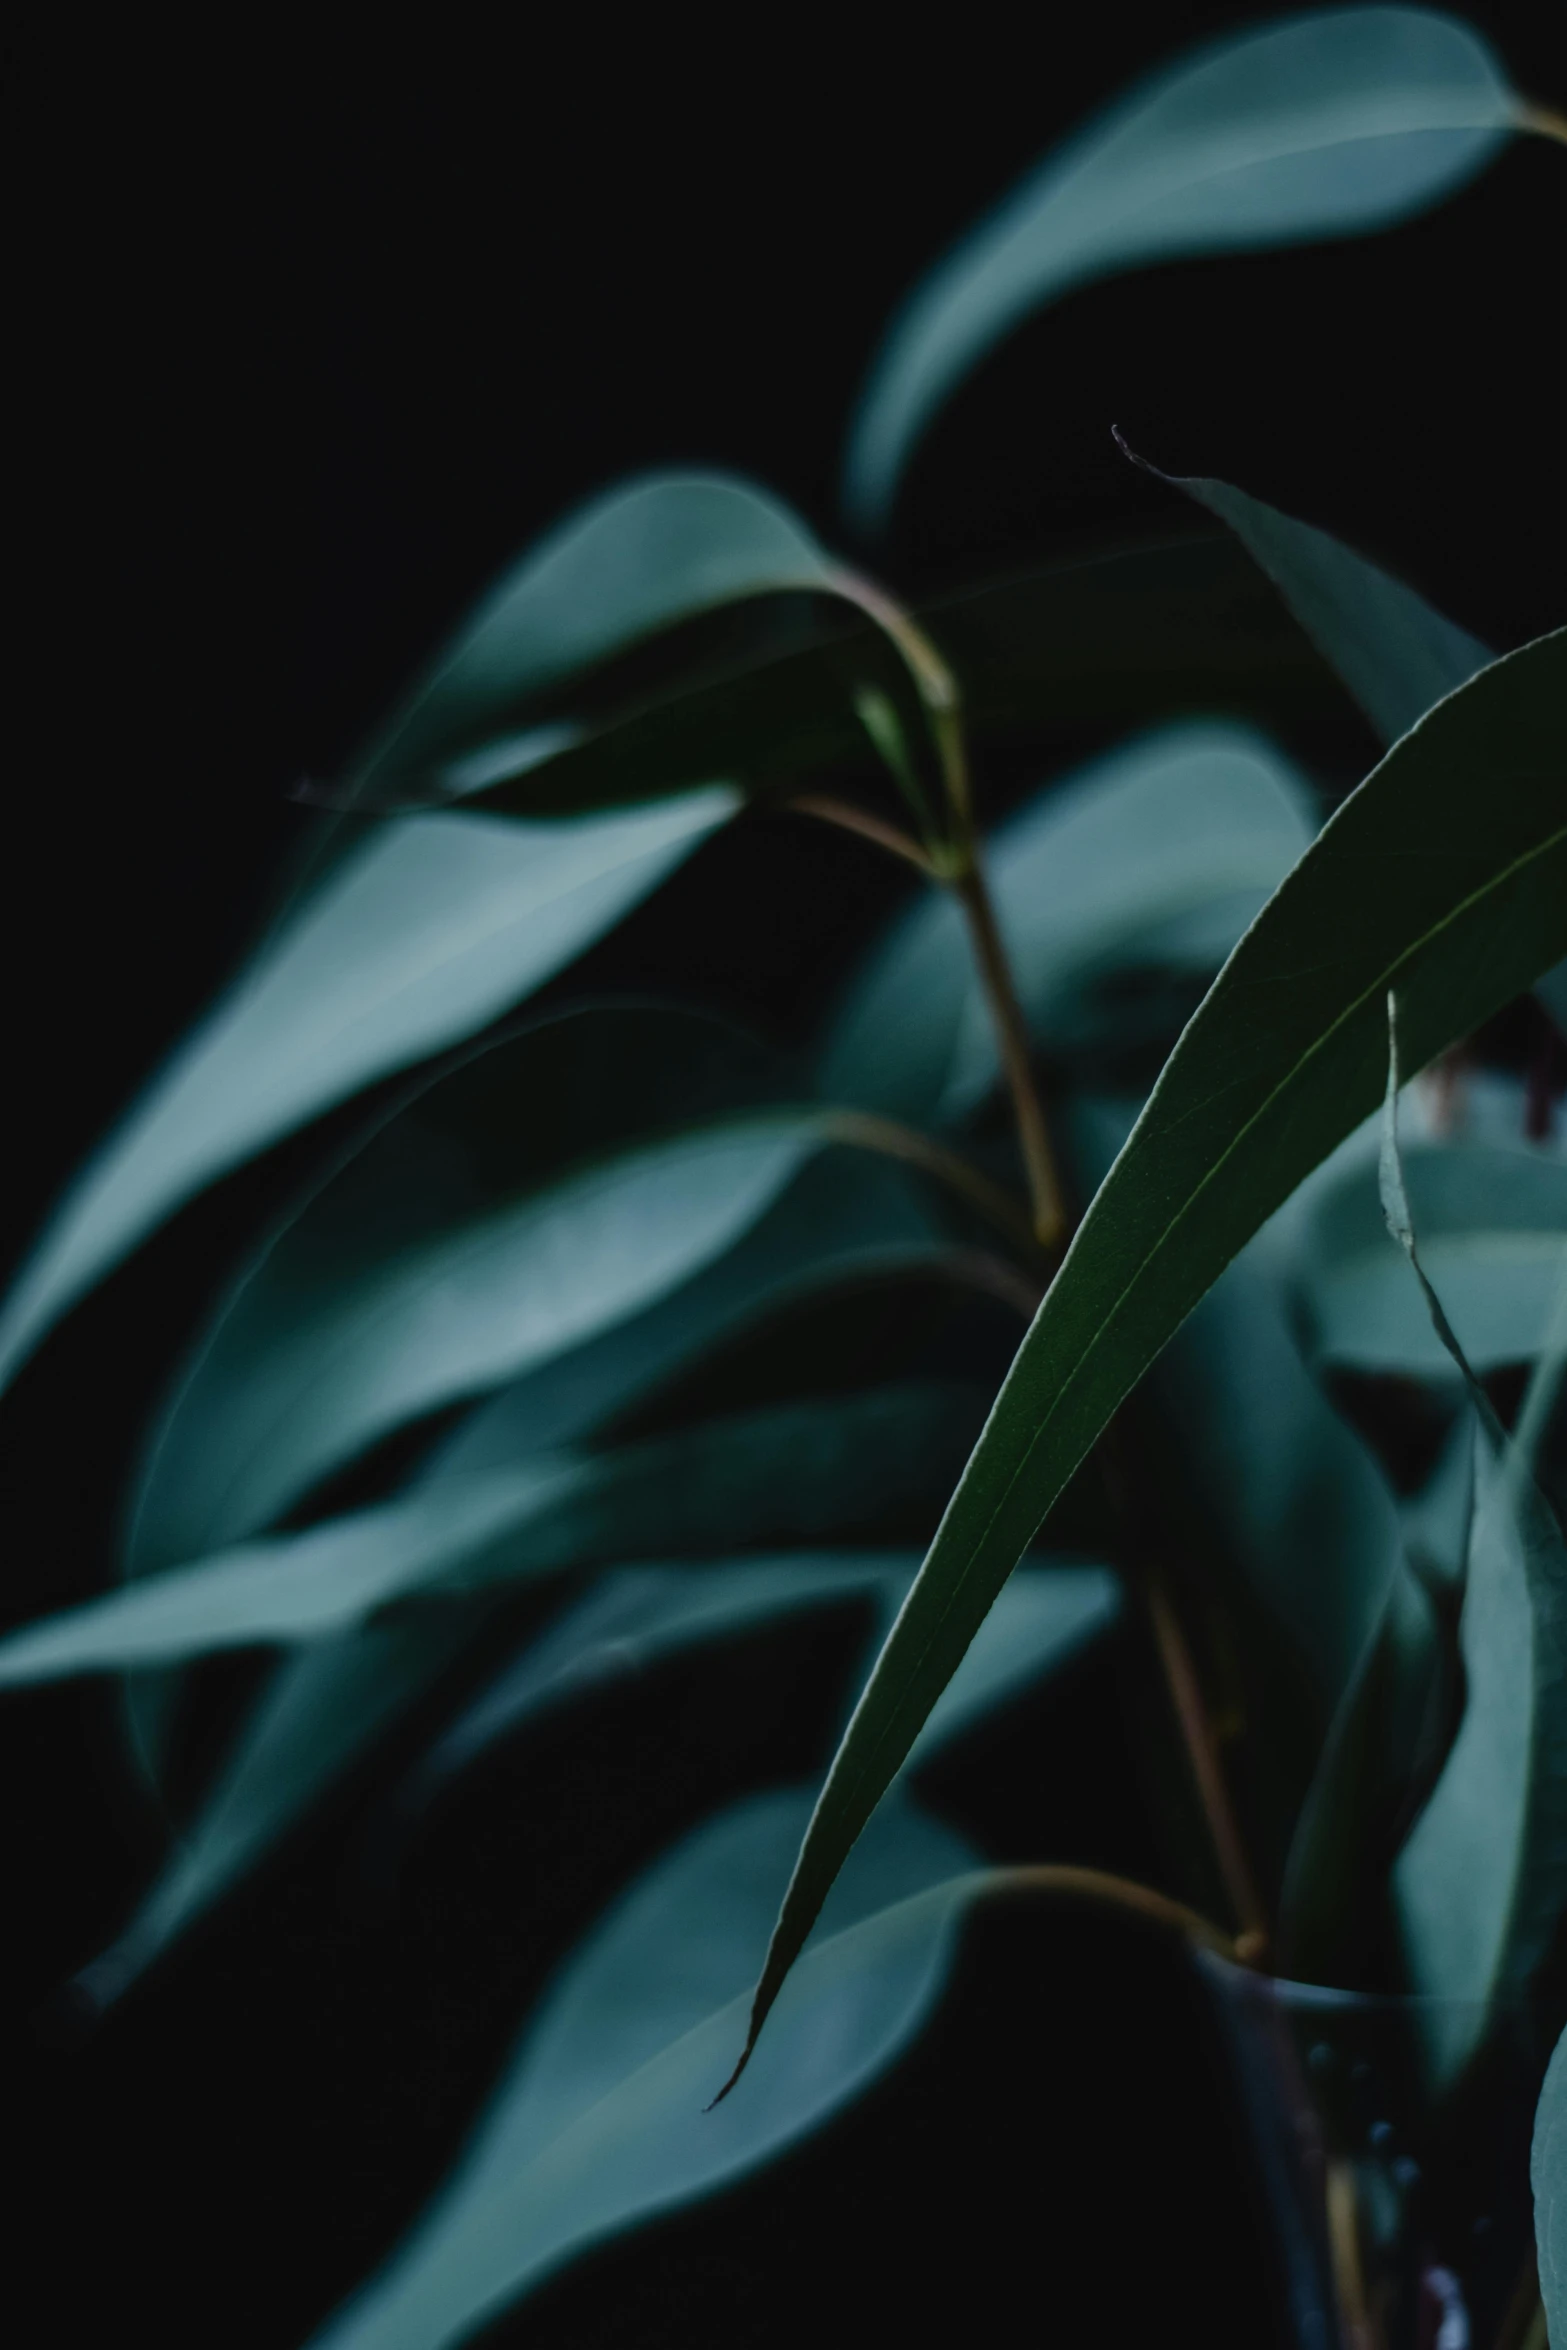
738,631,1567,2075
845,7,1516,527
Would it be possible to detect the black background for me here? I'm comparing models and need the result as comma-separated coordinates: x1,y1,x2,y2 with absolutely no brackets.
5,6,1566,2343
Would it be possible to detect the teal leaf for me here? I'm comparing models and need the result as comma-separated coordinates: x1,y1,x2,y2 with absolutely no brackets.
1535,2027,1567,2344
1152,463,1492,743
341,472,834,810
1370,1006,1567,2071
845,7,1518,528
304,1787,982,2350
123,1007,806,1571
1294,1141,1567,1379
73,1615,480,2013
42,1383,986,2003
733,630,1567,2080
409,1557,1122,1821
1391,1407,1567,2077
820,722,1316,1125
3,1385,988,1678
0,792,735,1399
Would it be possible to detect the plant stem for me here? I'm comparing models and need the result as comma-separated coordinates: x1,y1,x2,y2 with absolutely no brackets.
785,792,935,874
983,1862,1240,1959
819,1107,1043,1262
824,566,1068,1249
1520,99,1567,145
951,862,1067,1249
1144,1573,1271,1962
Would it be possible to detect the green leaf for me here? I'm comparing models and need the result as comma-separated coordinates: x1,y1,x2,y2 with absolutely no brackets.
446,530,1350,823
1371,1013,1567,2075
74,1615,481,2013
45,1383,986,2004
1535,2027,1567,2345
1277,1539,1459,1985
123,1007,808,1571
844,6,1518,528
4,1386,988,1678
1391,1411,1567,2077
409,1557,1121,1820
303,1787,982,2350
820,722,1316,1124
0,793,736,1399
1155,464,1492,744
1293,1141,1567,1379
733,630,1567,2082
340,472,834,810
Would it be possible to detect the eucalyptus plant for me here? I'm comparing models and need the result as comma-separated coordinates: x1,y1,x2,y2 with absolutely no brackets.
4,9,1565,2347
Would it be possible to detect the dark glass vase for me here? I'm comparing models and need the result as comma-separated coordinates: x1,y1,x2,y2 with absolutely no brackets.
1195,1951,1550,2350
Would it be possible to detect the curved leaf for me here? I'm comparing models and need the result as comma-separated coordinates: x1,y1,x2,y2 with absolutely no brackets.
407,1556,1122,1824
845,6,1518,527
124,1007,799,1570
0,792,735,1398
1156,464,1492,743
734,629,1567,2079
305,1787,982,2350
1294,1142,1567,1377
6,1385,988,1677
1535,2027,1567,2345
820,721,1316,1124
341,472,833,809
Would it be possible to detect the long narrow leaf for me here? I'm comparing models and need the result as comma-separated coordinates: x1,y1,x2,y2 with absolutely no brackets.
731,629,1567,2084
844,7,1519,527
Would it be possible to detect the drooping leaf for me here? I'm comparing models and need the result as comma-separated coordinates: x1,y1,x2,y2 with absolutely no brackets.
844,6,1520,528
339,472,835,810
123,1007,805,1571
0,792,736,1399
1293,1141,1567,1379
405,1557,1122,1826
449,530,1351,824
1535,2027,1567,2344
73,1614,482,2013
733,630,1567,2080
1370,1008,1567,2076
49,1382,988,2004
820,722,1316,1125
1277,1540,1460,1985
4,1385,989,1678
1391,1410,1567,2077
1154,466,1492,745
303,1788,983,2350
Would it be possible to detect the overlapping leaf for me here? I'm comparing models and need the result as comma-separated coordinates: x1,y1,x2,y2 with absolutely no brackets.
1536,2027,1567,2343
731,630,1567,2081
305,1788,984,2350
820,722,1316,1125
844,6,1520,527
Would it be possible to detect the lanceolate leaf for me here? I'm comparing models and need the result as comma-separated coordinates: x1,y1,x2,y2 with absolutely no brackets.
731,630,1567,2082
1535,2027,1567,2344
340,472,836,810
843,7,1520,528
820,723,1315,1125
3,1385,988,1677
1391,1410,1567,2078
124,1007,798,1570
1293,1142,1567,1378
1156,465,1493,743
0,792,735,1399
407,1558,1122,1825
305,1789,983,2350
